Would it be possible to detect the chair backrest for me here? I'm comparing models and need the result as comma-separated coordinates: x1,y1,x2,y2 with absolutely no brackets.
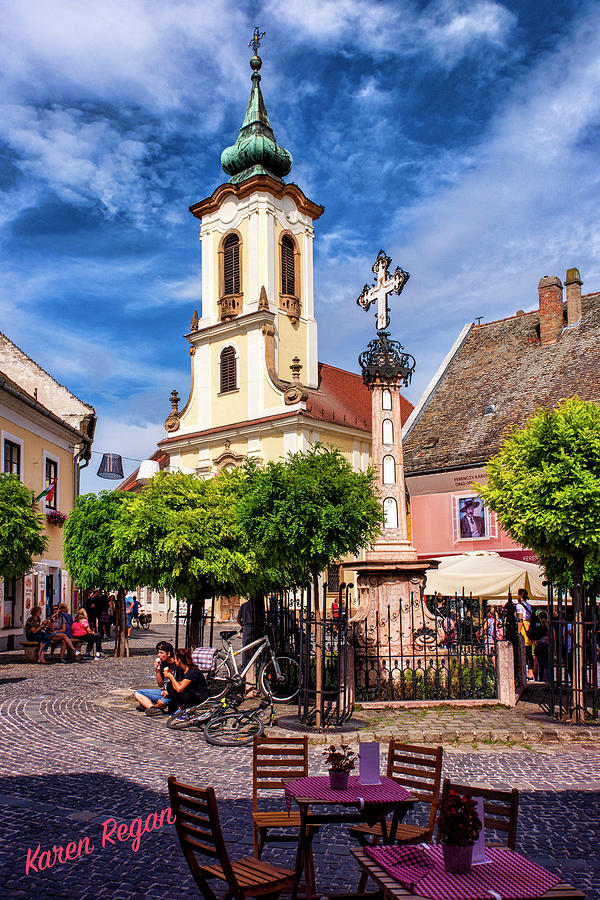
386,741,443,833
253,735,308,813
167,776,241,900
439,779,519,849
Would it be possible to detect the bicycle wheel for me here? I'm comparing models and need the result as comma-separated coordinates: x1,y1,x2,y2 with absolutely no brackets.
131,616,140,630
259,655,300,702
166,704,219,730
205,658,235,699
203,711,264,746
141,617,151,631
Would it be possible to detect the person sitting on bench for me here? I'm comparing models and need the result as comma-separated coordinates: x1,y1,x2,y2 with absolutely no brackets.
48,606,81,662
72,608,105,659
25,606,52,663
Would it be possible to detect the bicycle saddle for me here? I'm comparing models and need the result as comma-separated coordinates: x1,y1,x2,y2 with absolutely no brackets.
220,630,238,639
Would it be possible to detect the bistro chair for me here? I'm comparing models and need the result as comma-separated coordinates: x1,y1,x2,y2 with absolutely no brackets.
252,735,318,860
438,779,519,849
167,776,294,900
348,741,443,892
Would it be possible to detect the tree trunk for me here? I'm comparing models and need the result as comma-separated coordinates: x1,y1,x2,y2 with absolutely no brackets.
187,598,205,649
114,587,129,658
312,563,323,730
571,553,585,724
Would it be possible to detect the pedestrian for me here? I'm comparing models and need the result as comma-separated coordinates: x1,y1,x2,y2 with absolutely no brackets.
515,588,533,621
237,599,254,666
517,612,534,679
533,611,550,681
85,590,98,631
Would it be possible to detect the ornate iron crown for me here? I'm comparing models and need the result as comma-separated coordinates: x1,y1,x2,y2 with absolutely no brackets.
358,330,416,387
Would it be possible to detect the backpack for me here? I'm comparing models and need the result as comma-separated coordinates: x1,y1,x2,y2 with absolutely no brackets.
529,609,543,641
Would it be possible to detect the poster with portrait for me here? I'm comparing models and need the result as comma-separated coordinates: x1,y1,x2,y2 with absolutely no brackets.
457,496,487,539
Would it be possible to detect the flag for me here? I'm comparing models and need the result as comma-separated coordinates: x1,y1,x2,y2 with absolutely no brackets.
35,479,57,504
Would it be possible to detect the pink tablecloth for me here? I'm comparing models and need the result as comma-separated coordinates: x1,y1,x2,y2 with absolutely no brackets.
284,775,412,822
365,844,562,900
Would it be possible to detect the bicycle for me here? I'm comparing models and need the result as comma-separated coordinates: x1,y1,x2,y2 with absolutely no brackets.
166,691,244,730
131,607,151,631
209,629,300,703
203,696,275,746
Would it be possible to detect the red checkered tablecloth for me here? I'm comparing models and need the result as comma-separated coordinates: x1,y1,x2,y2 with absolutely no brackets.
365,844,562,900
284,775,412,820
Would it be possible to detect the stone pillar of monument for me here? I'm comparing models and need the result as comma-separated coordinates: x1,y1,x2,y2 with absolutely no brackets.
352,252,439,659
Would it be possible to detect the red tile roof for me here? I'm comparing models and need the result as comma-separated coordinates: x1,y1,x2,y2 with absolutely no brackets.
305,363,413,431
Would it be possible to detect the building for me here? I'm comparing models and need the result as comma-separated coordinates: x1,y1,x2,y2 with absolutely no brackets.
403,267,600,561
0,331,96,649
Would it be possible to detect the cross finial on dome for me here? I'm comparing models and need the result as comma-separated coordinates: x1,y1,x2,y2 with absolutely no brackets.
249,26,266,55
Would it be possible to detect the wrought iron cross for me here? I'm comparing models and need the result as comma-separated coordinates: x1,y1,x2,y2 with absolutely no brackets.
249,26,266,55
356,249,410,329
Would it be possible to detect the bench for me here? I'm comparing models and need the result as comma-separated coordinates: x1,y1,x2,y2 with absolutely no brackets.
22,640,41,663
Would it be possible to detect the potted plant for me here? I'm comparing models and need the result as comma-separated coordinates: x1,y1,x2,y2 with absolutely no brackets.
323,744,357,790
436,789,482,874
46,510,68,528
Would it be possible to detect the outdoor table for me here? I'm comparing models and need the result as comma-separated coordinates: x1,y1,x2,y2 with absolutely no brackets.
351,846,586,900
283,775,415,900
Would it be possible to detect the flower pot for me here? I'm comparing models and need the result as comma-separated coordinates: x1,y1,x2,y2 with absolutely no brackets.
328,770,349,790
443,843,473,875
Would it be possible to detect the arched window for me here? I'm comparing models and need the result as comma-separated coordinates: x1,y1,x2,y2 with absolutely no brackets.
382,389,392,410
281,235,295,296
382,419,394,444
223,233,240,295
383,455,395,484
383,498,398,529
220,346,237,393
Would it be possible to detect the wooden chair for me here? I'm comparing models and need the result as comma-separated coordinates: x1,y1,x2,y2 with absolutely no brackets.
167,776,294,900
348,741,443,892
252,735,316,858
438,779,519,849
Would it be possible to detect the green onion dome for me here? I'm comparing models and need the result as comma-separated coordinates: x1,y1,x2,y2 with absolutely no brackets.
221,54,292,184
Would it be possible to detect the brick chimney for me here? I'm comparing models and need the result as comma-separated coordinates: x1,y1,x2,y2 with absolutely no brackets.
565,267,582,326
538,275,564,345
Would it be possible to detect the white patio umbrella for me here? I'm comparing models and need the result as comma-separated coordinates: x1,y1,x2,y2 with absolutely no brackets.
424,551,547,603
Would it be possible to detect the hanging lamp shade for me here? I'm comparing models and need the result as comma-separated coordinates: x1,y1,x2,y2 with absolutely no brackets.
137,459,160,483
96,453,124,480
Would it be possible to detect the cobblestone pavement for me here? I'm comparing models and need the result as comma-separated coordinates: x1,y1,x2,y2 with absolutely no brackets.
0,626,598,899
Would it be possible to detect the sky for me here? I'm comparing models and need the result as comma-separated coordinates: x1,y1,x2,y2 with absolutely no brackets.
1,0,599,493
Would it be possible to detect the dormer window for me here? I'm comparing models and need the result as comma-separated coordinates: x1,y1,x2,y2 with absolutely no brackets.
220,346,237,393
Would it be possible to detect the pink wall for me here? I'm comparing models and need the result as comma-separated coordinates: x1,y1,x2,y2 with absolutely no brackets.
410,491,523,559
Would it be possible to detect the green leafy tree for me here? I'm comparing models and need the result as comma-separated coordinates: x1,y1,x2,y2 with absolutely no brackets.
63,490,135,657
0,474,48,580
111,470,284,646
478,398,600,591
237,444,383,725
477,398,600,721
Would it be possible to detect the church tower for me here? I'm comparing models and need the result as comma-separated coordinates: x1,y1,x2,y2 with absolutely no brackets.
158,33,410,505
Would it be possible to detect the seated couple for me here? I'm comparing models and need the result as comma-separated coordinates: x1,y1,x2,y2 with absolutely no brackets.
25,605,82,663
134,642,208,717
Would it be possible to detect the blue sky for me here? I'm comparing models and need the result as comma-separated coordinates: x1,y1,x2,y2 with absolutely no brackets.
1,0,599,493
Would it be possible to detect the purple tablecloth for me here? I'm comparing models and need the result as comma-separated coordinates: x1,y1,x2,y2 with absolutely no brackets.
284,775,412,823
365,844,562,900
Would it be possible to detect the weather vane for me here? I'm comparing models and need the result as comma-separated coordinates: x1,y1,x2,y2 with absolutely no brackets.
249,26,266,55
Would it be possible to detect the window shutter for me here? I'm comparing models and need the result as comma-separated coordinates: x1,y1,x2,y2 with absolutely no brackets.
220,347,237,393
281,236,295,296
223,234,240,295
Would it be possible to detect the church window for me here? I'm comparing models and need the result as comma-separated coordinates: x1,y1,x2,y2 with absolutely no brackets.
383,498,398,529
382,419,393,444
382,389,392,410
327,565,340,593
223,233,240,295
220,346,237,393
383,455,395,484
281,235,295,296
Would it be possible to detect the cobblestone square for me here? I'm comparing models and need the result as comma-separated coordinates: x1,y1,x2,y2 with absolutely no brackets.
1,626,599,900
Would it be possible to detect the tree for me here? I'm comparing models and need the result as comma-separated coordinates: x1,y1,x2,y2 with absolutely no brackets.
111,470,285,646
63,490,135,657
0,474,48,580
477,397,600,721
237,444,383,726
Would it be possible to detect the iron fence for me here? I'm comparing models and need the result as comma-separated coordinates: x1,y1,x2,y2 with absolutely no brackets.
546,583,599,720
351,591,498,703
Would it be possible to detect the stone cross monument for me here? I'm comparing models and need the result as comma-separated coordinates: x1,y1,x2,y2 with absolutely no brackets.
353,251,439,659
